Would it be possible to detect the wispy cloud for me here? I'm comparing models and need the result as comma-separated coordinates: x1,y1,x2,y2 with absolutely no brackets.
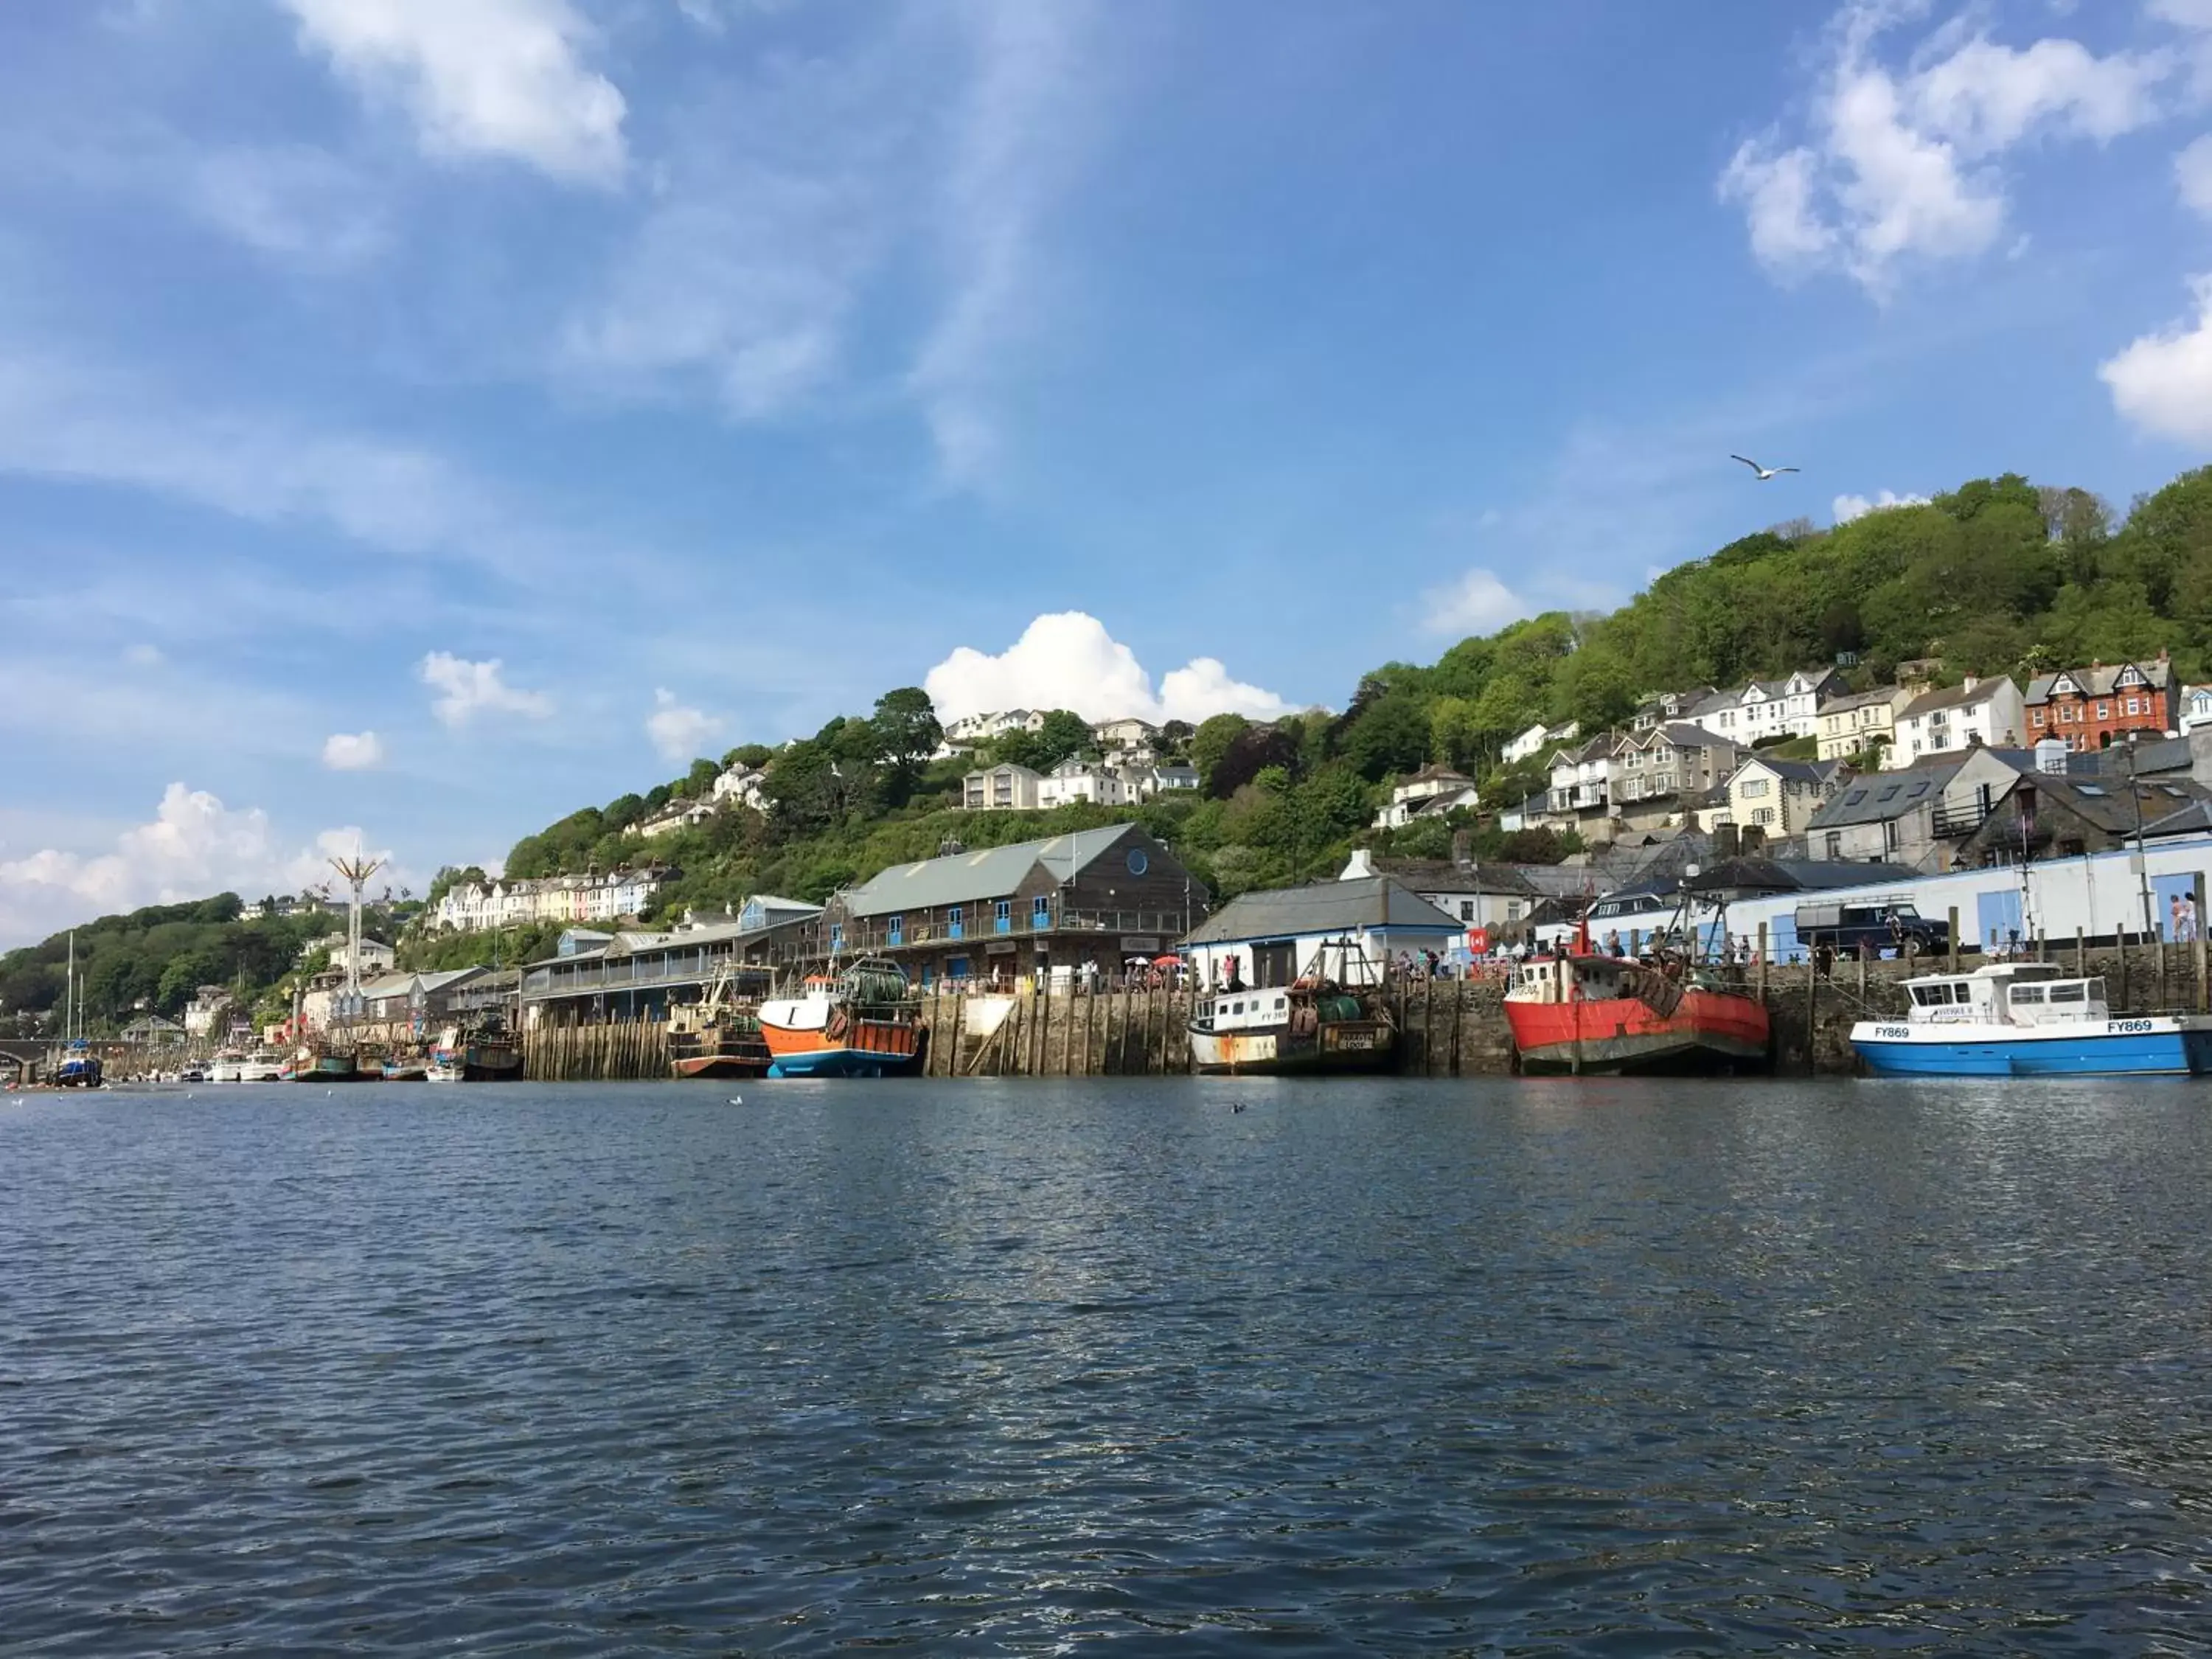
909,0,1102,487
420,653,553,726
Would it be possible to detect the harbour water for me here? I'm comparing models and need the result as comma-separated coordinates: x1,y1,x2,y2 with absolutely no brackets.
4,1079,2209,1653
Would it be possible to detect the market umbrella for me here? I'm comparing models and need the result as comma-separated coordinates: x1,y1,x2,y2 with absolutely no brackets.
1152,954,1182,967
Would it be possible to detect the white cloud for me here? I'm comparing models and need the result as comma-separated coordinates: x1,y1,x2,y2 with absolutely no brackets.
1833,487,1931,522
1723,7,2174,291
279,0,627,187
1422,568,1530,635
1419,566,1620,636
0,784,408,947
2178,133,2212,215
1156,659,1299,725
420,652,553,726
122,643,164,667
645,689,723,762
923,612,1295,726
2100,273,2212,442
321,730,386,770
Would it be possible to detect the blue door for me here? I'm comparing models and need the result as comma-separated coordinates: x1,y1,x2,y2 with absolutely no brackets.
1975,888,2023,952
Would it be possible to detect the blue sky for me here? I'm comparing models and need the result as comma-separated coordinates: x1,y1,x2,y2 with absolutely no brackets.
4,0,2212,944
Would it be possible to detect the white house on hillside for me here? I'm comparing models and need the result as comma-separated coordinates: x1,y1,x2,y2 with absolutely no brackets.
1687,667,1848,745
1037,758,1133,809
712,764,771,810
2180,684,2212,733
1885,677,2027,769
962,762,1044,811
1503,720,1579,766
1374,765,1479,829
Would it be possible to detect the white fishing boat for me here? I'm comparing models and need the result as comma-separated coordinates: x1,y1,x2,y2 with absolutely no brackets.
1851,962,2212,1078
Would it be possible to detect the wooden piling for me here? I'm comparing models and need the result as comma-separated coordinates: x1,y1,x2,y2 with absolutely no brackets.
2196,874,2209,1015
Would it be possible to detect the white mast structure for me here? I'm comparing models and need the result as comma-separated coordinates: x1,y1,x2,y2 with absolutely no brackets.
330,846,383,1026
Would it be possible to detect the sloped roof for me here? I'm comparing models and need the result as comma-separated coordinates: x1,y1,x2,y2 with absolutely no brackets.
2015,774,2212,838
1819,686,1902,715
841,824,1141,917
744,894,821,912
1809,760,1964,827
2065,736,2194,779
1181,874,1462,945
1899,678,2016,719
2146,799,2212,838
1374,858,1546,897
1686,857,1924,896
2025,660,2174,703
1737,756,1835,786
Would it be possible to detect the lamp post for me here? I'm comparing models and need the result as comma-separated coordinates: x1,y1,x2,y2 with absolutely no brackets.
2124,737,2156,942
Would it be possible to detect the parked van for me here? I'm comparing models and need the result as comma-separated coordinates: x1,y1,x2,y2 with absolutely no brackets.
1793,899,1949,957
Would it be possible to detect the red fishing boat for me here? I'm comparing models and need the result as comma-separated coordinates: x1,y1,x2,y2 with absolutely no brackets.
1504,905,1769,1075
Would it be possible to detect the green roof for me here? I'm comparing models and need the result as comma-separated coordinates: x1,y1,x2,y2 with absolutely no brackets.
841,824,1141,917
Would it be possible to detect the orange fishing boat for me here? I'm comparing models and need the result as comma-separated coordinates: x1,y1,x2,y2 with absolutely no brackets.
757,959,928,1078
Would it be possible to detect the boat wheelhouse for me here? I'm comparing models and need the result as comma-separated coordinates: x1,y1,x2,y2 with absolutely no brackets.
1503,952,1770,1074
1186,939,1395,1075
1850,962,2212,1077
758,958,927,1078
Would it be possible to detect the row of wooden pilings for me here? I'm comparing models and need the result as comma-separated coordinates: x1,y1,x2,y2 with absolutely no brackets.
518,978,1520,1082
516,928,2212,1083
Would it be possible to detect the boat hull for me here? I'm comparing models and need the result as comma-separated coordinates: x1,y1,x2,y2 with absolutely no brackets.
672,1051,771,1080
761,1018,926,1078
1506,988,1770,1075
1189,1020,1394,1076
1850,1016,2212,1077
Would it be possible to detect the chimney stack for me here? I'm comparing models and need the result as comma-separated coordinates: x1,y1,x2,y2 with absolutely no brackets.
1451,827,1472,867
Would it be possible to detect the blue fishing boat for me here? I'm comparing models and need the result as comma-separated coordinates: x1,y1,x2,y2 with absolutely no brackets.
54,1040,102,1088
1851,962,2212,1077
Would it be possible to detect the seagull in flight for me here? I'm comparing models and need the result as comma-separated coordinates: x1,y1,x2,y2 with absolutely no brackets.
1731,454,1798,481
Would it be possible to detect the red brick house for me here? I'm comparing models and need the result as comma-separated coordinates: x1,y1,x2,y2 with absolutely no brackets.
2023,655,2177,751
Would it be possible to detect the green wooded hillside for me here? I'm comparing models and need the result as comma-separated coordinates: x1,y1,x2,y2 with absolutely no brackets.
476,466,2212,919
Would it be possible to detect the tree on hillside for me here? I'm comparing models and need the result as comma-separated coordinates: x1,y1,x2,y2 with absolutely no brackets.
1338,692,1430,782
722,742,774,770
871,688,943,806
1190,714,1248,791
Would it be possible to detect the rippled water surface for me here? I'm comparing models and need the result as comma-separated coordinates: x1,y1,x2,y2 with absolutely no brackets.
5,1078,2212,1654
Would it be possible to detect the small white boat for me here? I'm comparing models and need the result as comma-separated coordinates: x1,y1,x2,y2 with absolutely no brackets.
1851,962,2212,1078
208,1049,247,1084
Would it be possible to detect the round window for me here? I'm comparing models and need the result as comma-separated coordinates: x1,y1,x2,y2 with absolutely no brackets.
1126,848,1150,876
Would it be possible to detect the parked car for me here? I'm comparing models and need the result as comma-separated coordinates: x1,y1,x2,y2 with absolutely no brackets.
1793,900,1949,957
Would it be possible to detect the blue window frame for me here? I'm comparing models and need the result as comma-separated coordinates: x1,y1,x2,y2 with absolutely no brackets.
1032,894,1051,928
887,914,904,947
995,899,1012,933
830,923,844,951
947,905,964,940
